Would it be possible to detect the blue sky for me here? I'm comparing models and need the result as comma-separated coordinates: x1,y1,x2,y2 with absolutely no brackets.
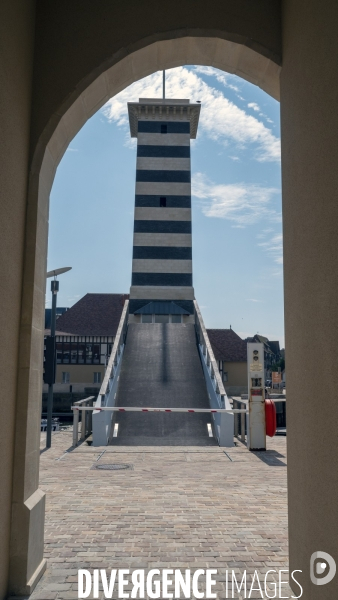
47,66,284,346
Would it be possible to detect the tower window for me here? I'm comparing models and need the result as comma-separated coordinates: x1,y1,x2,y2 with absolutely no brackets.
160,197,166,207
161,124,167,134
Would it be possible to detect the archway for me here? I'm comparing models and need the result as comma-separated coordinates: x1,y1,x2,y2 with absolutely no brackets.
5,1,338,592
11,36,281,596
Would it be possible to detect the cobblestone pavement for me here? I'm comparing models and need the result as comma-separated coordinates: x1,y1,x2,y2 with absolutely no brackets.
28,430,292,599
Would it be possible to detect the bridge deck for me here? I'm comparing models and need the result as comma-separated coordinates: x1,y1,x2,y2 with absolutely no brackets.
30,430,292,599
110,324,216,446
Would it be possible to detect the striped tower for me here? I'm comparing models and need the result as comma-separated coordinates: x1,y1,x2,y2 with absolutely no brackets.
127,98,201,316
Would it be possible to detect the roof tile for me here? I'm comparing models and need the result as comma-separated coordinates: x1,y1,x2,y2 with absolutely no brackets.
206,328,247,362
54,293,129,336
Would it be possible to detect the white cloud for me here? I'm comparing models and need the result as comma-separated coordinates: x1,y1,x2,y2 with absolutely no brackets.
102,66,280,162
193,66,240,93
193,65,227,86
123,136,137,149
228,83,240,92
246,299,263,303
258,233,283,264
248,102,260,111
192,172,280,225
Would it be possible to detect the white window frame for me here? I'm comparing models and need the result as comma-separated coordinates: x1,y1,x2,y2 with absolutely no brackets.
93,371,101,384
62,371,70,384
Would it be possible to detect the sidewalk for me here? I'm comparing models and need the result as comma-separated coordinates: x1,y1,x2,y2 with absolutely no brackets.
30,430,291,599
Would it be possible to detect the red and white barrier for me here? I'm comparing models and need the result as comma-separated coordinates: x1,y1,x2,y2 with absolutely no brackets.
72,406,248,414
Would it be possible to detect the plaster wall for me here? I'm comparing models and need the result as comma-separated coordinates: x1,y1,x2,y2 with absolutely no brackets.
223,361,247,387
0,1,36,596
134,208,191,221
281,0,338,596
130,286,195,300
55,364,105,385
135,182,191,195
133,233,192,247
137,158,191,170
132,259,192,273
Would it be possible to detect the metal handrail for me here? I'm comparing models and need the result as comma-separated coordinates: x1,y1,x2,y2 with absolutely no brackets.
194,300,227,407
72,396,95,447
233,398,248,443
97,300,129,406
72,406,248,413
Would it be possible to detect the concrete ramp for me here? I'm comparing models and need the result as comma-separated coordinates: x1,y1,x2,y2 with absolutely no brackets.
110,323,216,446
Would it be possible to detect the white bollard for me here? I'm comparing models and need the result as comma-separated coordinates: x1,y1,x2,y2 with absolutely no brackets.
247,343,266,451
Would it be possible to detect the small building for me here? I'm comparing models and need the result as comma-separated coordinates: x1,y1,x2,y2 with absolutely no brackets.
207,328,248,396
44,293,128,394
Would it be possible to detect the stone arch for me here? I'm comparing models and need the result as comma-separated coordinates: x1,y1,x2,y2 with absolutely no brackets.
13,35,280,596
4,3,338,598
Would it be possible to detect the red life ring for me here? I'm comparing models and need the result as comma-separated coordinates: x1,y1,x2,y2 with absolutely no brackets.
265,399,277,437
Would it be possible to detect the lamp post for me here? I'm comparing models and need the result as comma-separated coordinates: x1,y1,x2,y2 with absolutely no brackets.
45,267,72,448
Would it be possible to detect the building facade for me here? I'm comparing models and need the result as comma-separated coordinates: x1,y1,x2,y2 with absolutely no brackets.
43,294,249,398
43,293,127,395
207,328,248,396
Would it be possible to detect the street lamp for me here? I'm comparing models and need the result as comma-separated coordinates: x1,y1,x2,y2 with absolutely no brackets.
45,266,72,448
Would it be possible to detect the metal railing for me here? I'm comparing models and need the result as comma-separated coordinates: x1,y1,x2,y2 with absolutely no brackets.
194,300,234,447
97,300,129,407
194,300,227,407
233,398,248,443
92,300,129,446
72,396,95,447
72,406,248,414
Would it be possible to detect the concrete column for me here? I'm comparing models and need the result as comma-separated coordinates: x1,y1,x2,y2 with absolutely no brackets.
0,0,46,597
281,0,338,596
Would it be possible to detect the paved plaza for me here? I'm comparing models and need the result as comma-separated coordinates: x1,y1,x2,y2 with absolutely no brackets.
29,430,291,599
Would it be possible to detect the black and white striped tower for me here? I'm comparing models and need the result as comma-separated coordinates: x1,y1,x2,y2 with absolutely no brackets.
127,96,201,316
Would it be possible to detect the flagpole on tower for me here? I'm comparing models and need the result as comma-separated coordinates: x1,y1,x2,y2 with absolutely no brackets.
163,70,165,100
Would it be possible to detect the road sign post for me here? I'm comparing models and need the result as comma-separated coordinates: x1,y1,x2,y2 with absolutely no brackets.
45,267,72,448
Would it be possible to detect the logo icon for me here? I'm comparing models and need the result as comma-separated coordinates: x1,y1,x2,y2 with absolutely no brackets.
310,551,336,586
